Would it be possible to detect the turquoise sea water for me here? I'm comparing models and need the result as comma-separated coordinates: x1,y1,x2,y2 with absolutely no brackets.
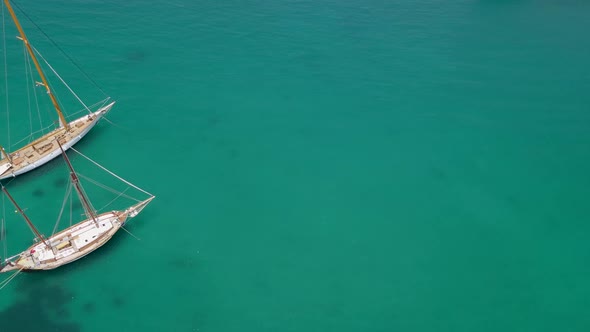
0,0,589,331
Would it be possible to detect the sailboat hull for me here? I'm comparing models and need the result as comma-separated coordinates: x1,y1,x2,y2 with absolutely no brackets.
6,212,124,272
0,197,154,273
0,102,114,180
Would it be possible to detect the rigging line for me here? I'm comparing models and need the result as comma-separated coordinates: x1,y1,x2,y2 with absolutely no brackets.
51,76,67,120
8,48,47,149
0,217,5,263
78,173,140,203
2,3,10,149
52,181,72,236
121,226,140,241
24,40,33,138
70,147,154,197
77,179,97,214
64,97,110,120
101,115,129,132
79,173,141,202
69,185,72,226
1,193,6,261
3,252,20,262
64,108,88,120
9,0,108,96
0,181,14,250
32,45,93,115
23,45,45,138
33,61,70,123
97,187,131,212
10,120,56,147
0,266,24,290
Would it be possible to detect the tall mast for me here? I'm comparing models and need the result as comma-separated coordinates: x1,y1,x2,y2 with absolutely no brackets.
3,0,69,130
57,139,98,226
1,185,50,248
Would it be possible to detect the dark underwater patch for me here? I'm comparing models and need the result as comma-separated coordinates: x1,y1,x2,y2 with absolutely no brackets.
32,188,44,197
112,296,125,307
82,302,96,313
71,200,82,211
207,114,220,127
125,49,147,63
169,258,197,270
54,178,68,188
430,167,447,180
0,282,79,332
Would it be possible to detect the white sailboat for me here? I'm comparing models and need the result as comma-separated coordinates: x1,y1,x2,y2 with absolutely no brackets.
0,139,154,273
0,0,114,180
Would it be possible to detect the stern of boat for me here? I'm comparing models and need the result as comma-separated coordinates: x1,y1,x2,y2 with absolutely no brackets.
0,262,18,273
0,255,33,273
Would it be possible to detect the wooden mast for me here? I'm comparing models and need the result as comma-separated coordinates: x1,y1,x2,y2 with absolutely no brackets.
57,140,98,227
1,185,50,248
3,0,69,130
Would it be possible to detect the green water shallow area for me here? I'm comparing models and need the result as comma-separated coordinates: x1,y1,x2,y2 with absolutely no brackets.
1,1,589,331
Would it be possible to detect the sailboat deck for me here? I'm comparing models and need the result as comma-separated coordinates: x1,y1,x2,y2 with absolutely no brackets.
1,197,154,273
2,115,89,168
0,103,113,179
16,212,122,270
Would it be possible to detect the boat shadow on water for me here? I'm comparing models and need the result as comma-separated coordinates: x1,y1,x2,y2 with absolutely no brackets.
0,279,80,332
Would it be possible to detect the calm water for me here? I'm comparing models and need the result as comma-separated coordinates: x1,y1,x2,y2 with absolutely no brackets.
1,0,589,331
